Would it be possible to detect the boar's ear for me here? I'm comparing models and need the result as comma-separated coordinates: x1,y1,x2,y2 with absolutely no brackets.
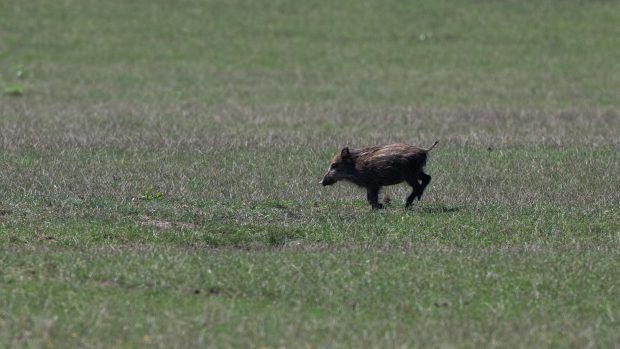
341,147,351,159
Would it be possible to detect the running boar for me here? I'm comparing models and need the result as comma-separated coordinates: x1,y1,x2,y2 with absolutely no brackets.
320,141,438,209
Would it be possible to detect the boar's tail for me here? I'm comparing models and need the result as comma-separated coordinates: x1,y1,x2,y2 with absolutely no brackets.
426,140,439,152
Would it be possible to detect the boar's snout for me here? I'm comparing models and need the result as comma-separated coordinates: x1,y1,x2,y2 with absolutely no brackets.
320,176,336,186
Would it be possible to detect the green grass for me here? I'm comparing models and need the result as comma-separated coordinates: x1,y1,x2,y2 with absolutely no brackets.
2,246,618,348
1,0,620,348
2,0,619,108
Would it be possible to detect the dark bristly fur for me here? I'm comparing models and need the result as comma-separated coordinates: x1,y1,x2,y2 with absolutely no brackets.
320,141,438,209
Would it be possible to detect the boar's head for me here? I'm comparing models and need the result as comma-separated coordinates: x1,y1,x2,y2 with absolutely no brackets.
320,147,356,186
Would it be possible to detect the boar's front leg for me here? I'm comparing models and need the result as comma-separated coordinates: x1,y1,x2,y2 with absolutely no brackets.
366,186,383,209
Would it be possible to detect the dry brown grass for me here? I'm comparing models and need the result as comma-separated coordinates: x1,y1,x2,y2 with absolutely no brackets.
2,101,619,150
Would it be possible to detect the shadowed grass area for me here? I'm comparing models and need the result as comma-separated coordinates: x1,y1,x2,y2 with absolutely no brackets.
1,0,620,347
2,202,618,249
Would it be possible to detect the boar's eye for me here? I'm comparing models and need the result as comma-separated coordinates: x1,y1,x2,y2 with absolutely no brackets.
330,163,338,169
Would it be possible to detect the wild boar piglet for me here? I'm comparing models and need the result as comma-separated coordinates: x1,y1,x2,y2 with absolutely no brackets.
320,141,438,209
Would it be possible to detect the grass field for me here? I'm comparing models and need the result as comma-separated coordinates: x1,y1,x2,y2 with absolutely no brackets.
1,0,620,348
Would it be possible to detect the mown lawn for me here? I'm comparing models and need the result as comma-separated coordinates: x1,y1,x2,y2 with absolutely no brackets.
1,0,619,348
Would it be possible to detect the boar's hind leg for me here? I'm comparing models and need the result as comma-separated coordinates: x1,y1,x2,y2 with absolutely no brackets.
416,172,432,200
366,187,383,209
405,179,423,208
